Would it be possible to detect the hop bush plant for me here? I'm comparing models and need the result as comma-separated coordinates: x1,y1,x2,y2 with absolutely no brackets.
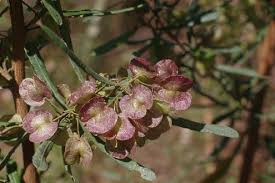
19,58,193,160
8,0,275,182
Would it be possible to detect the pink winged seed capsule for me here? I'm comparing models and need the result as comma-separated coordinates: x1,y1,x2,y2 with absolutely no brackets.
101,114,135,142
154,59,179,80
68,79,96,105
19,76,52,106
80,96,118,134
105,138,136,159
119,84,153,120
128,57,155,78
22,109,58,143
115,114,136,141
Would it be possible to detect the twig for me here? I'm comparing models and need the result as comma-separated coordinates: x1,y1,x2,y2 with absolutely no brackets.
8,0,39,182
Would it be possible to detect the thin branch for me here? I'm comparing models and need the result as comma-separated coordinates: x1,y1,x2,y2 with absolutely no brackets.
8,0,39,182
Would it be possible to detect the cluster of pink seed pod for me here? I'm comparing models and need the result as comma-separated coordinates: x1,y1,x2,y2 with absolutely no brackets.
19,58,193,165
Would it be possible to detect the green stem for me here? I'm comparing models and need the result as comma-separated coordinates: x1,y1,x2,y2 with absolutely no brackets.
40,25,115,85
64,4,146,18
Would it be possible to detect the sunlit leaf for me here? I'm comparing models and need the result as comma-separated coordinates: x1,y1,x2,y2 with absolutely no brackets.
173,118,239,138
64,4,146,18
200,10,219,23
42,0,63,25
216,64,265,78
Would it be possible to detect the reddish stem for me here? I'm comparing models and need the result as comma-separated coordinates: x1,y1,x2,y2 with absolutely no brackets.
9,0,39,182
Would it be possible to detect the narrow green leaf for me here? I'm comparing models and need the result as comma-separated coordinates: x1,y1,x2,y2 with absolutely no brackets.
216,64,265,78
0,133,27,171
82,127,156,181
200,11,219,23
25,44,67,108
91,30,135,56
64,4,145,18
32,141,54,171
42,0,63,25
40,25,114,85
7,160,21,183
0,121,19,127
173,118,239,138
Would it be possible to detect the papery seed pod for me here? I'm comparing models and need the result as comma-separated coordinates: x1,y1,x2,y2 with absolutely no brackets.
128,57,155,79
156,89,192,112
64,133,93,167
154,59,178,80
22,109,58,143
160,76,193,92
68,79,96,105
115,114,136,141
105,138,135,159
19,76,52,106
80,96,118,134
119,84,153,119
143,116,172,141
131,103,164,137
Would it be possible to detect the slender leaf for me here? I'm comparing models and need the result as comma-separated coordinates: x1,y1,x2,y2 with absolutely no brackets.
91,30,135,56
32,141,54,171
7,160,21,183
25,44,67,108
173,118,239,138
64,4,146,18
40,25,114,85
216,64,265,78
42,0,63,25
0,121,18,127
82,126,156,181
200,10,219,23
0,133,27,171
